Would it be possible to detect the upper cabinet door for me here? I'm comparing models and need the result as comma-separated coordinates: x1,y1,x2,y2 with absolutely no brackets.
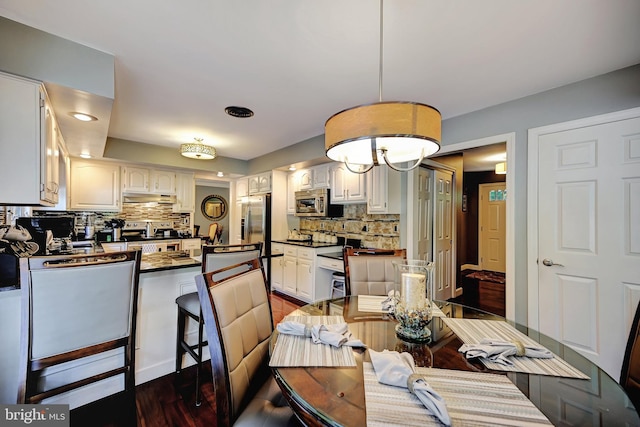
173,172,195,212
366,166,401,214
331,164,366,203
312,164,330,189
236,178,249,200
70,160,121,211
299,169,313,190
151,169,176,194
0,72,59,206
122,167,149,192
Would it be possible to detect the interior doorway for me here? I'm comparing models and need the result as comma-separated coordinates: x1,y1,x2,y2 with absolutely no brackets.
426,132,515,319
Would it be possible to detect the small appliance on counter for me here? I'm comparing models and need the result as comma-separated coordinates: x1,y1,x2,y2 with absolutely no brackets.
16,216,75,255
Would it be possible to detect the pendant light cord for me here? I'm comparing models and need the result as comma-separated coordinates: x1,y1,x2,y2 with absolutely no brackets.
378,0,384,103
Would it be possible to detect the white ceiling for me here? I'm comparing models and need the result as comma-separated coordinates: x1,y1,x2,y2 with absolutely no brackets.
1,0,639,163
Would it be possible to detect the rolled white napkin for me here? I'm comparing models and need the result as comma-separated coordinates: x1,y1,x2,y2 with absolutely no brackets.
381,290,398,312
276,321,365,348
369,349,451,426
458,339,554,366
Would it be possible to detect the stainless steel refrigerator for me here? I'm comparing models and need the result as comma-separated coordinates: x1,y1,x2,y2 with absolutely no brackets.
240,193,272,280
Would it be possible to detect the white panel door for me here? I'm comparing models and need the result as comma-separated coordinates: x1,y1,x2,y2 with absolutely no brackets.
479,183,506,273
433,169,454,302
536,116,640,379
417,168,433,263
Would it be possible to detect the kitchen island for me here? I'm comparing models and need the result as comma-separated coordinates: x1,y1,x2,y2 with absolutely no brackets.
0,250,203,407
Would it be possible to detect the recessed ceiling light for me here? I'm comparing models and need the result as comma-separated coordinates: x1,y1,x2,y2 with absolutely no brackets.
79,153,92,159
70,112,98,122
225,106,254,118
289,165,297,171
217,171,224,177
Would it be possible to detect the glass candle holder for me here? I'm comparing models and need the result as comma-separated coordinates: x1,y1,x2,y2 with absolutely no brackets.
392,260,434,343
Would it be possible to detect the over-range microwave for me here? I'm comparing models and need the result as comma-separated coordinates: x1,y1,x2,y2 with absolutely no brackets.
294,189,344,217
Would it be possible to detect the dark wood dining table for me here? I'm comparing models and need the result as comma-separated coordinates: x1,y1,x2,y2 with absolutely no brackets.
270,297,640,427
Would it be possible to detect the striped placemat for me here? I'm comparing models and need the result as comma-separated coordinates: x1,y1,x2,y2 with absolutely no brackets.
443,318,589,379
269,315,357,367
364,363,553,426
357,296,446,317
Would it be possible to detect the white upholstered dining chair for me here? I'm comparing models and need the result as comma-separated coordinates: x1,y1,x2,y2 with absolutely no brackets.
17,250,141,420
195,258,297,426
343,247,407,296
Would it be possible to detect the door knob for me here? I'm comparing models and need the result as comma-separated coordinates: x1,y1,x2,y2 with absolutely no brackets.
542,258,564,267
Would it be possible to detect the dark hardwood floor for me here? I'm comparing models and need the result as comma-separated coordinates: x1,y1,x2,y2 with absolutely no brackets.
70,292,303,427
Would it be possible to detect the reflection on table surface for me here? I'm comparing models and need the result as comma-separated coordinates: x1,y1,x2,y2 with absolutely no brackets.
270,297,640,427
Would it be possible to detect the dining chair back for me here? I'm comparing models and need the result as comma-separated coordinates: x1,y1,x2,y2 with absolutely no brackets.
17,250,141,416
195,258,296,426
175,242,263,406
207,223,219,244
621,300,640,411
343,248,407,296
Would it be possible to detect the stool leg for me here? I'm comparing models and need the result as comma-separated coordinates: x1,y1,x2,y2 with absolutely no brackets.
176,308,186,373
194,309,204,407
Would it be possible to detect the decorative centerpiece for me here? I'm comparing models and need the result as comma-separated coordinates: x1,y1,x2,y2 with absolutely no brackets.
392,260,434,343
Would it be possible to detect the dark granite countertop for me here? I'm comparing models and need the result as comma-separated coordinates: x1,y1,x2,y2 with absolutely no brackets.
140,251,201,273
272,240,342,249
317,251,344,260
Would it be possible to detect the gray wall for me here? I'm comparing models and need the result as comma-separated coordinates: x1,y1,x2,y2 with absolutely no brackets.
0,16,114,98
195,186,230,243
441,64,640,324
244,63,640,325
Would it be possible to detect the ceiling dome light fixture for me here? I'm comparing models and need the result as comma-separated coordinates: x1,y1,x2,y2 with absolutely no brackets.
180,137,216,160
325,0,440,173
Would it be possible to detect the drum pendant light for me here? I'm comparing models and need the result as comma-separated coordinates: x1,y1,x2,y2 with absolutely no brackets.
325,0,441,173
180,137,216,160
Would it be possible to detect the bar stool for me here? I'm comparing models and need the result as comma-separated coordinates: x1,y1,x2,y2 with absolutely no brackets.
331,271,345,298
175,242,263,406
175,293,207,406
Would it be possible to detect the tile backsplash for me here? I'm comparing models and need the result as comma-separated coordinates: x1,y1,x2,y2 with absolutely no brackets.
31,204,191,236
299,204,400,249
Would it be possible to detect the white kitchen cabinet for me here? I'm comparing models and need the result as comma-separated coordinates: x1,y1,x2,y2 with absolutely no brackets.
299,169,313,190
283,252,298,295
151,169,176,194
296,247,315,301
101,242,127,252
0,72,60,206
330,164,366,204
248,172,271,194
287,173,300,215
276,243,341,303
312,163,331,188
180,238,201,251
235,178,249,201
122,167,176,194
173,172,195,212
69,159,121,211
366,166,401,214
271,243,285,291
121,166,149,192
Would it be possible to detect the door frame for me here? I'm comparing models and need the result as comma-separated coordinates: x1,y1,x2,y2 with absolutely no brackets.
527,107,640,329
432,132,516,320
